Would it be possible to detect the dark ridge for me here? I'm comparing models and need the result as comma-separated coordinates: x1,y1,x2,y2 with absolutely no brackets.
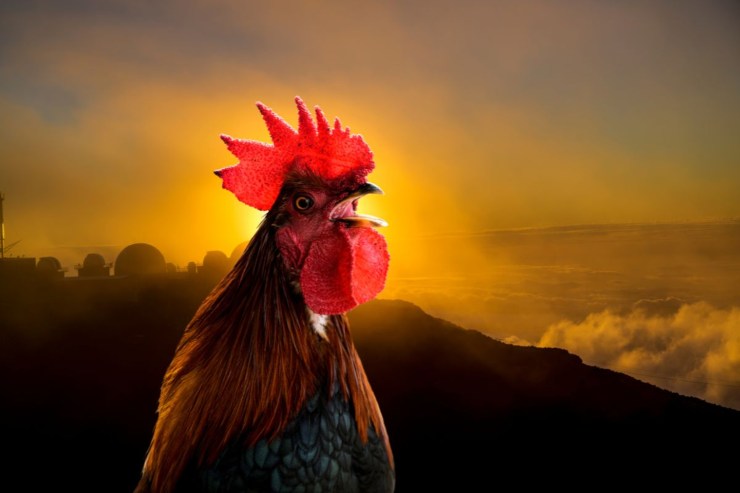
1,278,737,491
350,300,739,489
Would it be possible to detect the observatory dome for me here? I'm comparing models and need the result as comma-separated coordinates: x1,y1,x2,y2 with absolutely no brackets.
37,257,62,273
230,242,248,264
83,253,106,270
114,243,166,277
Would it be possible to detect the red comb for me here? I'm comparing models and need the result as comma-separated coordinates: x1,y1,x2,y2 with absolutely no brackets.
216,97,374,210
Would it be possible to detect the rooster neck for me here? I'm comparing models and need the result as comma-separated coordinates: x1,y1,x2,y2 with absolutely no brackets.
140,218,390,493
180,219,348,443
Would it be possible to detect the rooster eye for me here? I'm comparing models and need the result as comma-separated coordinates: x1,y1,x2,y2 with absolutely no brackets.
293,194,314,211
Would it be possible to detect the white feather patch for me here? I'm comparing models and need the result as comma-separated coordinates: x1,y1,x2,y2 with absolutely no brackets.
295,280,329,340
307,308,329,340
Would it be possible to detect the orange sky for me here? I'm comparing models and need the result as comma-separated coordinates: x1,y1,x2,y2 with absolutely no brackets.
1,0,739,268
2,0,740,409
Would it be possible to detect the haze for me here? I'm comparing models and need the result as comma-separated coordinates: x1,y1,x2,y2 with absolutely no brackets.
1,1,739,407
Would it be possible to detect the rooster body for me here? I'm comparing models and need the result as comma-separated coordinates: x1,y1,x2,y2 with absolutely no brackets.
136,98,394,493
194,380,392,492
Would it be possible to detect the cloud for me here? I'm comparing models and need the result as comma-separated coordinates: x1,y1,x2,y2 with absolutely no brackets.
501,335,532,347
539,302,740,410
632,297,685,317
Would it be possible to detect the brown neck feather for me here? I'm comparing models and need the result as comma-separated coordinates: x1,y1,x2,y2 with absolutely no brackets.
138,215,391,493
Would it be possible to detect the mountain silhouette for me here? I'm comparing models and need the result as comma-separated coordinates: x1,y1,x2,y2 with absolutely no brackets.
350,300,740,489
1,276,737,491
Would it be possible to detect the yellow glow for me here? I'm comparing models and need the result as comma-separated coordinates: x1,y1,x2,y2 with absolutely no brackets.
2,0,739,410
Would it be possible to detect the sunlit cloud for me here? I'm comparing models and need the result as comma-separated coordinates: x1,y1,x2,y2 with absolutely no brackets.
539,302,740,410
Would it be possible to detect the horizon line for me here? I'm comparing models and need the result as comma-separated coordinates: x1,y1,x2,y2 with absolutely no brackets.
415,217,740,239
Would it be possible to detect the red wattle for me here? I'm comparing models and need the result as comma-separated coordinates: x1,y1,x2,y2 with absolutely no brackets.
300,228,389,315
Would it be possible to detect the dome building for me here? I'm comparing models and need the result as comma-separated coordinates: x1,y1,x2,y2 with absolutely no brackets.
37,257,64,279
114,243,166,277
77,253,110,277
200,250,230,279
229,242,248,265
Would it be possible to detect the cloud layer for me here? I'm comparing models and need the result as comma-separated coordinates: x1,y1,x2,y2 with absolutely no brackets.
539,301,740,409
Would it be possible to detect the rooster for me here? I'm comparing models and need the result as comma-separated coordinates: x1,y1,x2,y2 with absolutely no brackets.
136,97,394,492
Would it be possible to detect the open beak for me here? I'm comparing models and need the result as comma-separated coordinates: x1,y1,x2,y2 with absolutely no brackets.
331,182,388,228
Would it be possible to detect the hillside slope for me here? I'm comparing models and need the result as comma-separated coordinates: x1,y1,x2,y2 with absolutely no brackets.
350,300,740,489
1,280,737,490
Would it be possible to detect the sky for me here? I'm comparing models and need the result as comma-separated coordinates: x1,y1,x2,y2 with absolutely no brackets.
1,0,739,265
1,1,740,406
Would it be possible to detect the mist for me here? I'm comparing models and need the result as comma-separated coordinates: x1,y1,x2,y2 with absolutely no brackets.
539,302,740,410
2,0,740,413
381,221,740,408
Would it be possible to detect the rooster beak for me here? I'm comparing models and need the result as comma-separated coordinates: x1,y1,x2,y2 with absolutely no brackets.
352,182,384,197
331,182,388,228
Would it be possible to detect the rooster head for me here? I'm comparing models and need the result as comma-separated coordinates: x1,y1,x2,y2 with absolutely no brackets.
215,97,389,315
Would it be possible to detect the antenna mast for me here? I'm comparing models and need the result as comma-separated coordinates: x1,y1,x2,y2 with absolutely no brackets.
0,192,4,259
